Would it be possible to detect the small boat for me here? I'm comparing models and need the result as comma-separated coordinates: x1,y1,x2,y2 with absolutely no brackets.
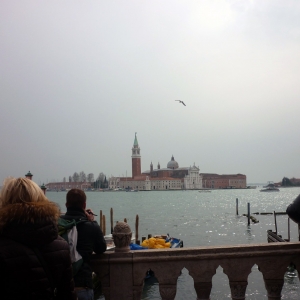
150,234,183,248
198,190,211,193
260,182,279,192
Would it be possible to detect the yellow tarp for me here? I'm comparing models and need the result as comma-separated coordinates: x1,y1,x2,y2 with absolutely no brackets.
141,237,171,249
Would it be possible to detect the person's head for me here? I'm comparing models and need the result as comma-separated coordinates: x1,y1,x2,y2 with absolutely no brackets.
66,189,86,210
0,177,48,208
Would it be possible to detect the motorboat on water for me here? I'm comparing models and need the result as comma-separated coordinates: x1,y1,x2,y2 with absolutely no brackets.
260,186,280,192
260,182,280,192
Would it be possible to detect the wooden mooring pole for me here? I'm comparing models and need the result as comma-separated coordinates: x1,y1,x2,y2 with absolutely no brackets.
236,198,238,215
247,203,250,226
135,214,139,245
288,217,290,242
110,208,113,234
274,211,278,234
100,210,103,231
103,215,106,236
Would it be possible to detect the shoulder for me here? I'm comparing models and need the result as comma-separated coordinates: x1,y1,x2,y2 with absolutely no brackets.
41,237,72,265
82,220,101,230
77,220,104,238
55,235,71,248
43,236,70,253
0,237,23,259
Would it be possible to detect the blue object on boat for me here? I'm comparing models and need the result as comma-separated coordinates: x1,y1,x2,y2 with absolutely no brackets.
166,233,183,248
130,243,147,250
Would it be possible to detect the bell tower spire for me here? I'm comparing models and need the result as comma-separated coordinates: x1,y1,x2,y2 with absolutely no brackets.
131,132,141,178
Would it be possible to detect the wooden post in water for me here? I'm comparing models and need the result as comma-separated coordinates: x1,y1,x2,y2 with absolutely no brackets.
100,210,103,231
124,218,127,223
288,217,290,242
236,198,239,215
274,211,278,234
103,215,106,236
110,208,113,234
247,203,250,226
135,214,139,244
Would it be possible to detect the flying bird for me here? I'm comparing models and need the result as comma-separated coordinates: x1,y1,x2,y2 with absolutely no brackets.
175,100,186,106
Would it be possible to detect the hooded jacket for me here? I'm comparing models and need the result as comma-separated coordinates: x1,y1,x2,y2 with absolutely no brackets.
0,200,77,300
61,207,107,288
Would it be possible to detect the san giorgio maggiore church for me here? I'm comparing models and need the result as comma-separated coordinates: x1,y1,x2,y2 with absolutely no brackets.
109,134,247,191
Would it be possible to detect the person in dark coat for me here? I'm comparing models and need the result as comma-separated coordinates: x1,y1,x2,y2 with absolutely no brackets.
0,177,77,300
61,189,106,300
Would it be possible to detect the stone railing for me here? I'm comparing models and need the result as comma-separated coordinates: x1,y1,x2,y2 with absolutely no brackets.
90,222,300,300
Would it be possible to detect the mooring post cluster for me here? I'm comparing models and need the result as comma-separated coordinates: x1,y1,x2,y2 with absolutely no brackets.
236,198,259,224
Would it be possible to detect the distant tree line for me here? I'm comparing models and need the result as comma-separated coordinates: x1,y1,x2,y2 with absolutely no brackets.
281,177,300,187
64,171,108,188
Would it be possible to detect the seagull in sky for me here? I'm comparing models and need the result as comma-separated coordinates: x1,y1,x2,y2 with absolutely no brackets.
175,100,186,106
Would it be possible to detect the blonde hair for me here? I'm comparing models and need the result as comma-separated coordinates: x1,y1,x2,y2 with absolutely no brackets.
0,177,49,208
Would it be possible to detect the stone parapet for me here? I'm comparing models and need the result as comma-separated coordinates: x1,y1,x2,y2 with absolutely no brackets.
91,242,300,300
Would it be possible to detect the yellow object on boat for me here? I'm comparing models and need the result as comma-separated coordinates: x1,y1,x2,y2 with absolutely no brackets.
141,237,171,249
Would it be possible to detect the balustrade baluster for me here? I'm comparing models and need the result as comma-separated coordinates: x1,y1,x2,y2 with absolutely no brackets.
186,260,218,300
257,257,291,300
263,279,284,300
194,282,212,300
229,281,248,300
222,260,253,300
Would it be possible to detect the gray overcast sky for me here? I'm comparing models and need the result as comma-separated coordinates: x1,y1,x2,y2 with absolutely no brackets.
1,0,300,185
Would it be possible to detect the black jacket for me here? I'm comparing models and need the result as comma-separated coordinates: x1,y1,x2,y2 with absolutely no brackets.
61,207,107,288
0,201,77,300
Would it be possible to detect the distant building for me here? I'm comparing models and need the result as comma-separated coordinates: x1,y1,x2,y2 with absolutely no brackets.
109,133,203,190
184,165,202,189
45,181,92,191
290,178,300,185
201,173,247,189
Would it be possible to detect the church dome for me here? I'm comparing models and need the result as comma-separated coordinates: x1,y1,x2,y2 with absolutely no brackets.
167,155,179,169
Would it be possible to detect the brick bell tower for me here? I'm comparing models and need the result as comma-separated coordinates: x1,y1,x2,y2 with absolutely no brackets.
131,132,141,178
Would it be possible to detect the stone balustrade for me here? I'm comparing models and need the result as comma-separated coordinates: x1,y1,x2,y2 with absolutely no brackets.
90,222,300,299
91,242,300,300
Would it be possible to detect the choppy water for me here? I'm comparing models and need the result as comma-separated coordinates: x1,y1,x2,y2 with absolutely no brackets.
47,186,300,299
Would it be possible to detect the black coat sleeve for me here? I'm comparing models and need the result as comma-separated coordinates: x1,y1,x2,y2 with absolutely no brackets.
92,221,107,254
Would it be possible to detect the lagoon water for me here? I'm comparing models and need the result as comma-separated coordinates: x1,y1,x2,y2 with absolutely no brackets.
48,187,300,299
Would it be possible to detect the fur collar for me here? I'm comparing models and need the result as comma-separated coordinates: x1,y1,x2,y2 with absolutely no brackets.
0,200,60,233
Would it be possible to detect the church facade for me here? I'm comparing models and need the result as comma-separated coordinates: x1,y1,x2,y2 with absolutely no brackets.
108,133,203,190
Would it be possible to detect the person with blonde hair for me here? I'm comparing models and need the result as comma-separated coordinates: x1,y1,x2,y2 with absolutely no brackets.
0,177,77,300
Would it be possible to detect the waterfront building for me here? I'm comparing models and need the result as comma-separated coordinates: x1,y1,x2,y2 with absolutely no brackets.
184,164,202,190
108,134,202,190
25,171,33,180
45,181,92,191
132,133,141,178
201,173,247,189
